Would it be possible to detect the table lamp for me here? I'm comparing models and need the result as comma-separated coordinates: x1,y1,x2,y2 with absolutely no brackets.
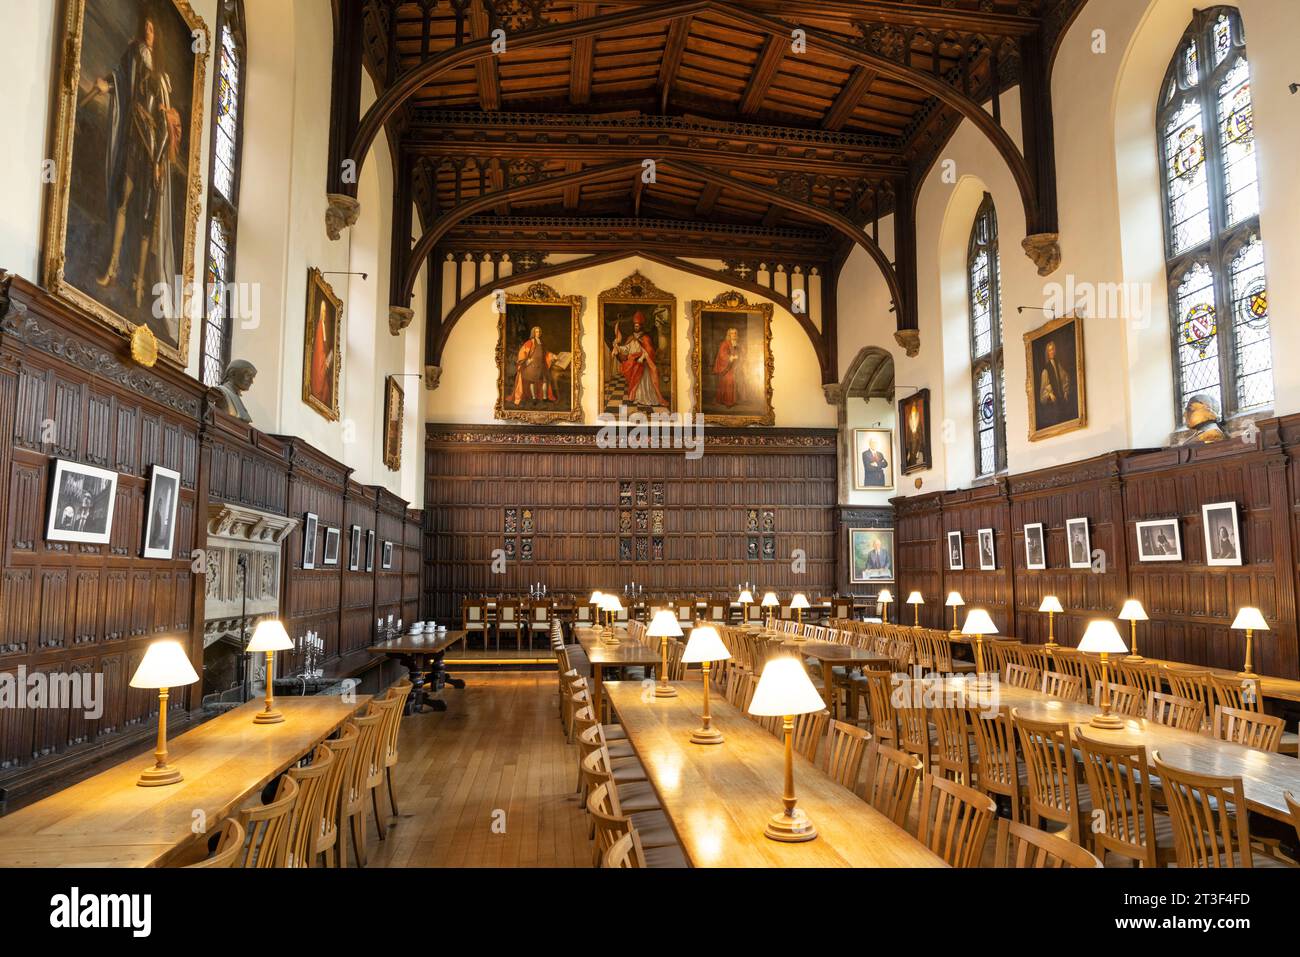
1231,607,1268,677
589,590,604,629
748,657,826,842
247,618,294,724
682,625,730,744
647,608,684,698
790,593,810,629
1039,595,1064,651
945,591,965,637
1117,599,1148,661
877,588,894,624
738,588,755,623
129,639,200,786
960,609,997,691
906,591,924,626
600,593,624,643
761,591,779,628
1078,619,1129,729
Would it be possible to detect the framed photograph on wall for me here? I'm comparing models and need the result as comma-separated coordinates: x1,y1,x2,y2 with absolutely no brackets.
1023,522,1047,570
1024,313,1087,441
322,527,341,566
365,529,375,572
349,524,362,571
496,282,585,424
142,465,181,559
947,531,964,571
1066,517,1092,569
898,388,932,474
1136,518,1182,562
1202,503,1243,566
382,541,394,570
46,459,119,545
852,428,895,491
688,290,774,427
302,512,319,569
303,268,344,421
598,270,676,414
978,528,996,571
849,528,895,584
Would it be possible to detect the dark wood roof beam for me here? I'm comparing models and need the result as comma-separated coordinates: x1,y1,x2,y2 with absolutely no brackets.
695,182,721,216
738,36,786,115
658,17,693,112
823,66,878,130
467,0,500,111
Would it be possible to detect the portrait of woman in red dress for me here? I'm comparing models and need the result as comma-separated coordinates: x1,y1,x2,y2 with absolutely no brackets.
302,268,342,419
711,326,742,407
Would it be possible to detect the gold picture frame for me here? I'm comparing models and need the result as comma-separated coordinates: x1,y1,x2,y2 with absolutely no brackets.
41,0,210,367
1024,313,1086,441
303,267,343,421
597,270,676,414
383,375,404,471
688,291,774,427
495,282,585,424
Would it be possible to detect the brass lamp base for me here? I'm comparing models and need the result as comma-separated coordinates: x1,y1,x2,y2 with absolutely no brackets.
764,807,817,843
137,764,183,787
1126,653,1145,662
254,708,285,725
1088,712,1125,730
1237,669,1257,679
948,629,961,639
690,725,724,745
654,683,678,698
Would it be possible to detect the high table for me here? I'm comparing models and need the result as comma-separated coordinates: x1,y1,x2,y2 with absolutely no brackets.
606,680,946,867
575,625,661,720
781,639,891,721
369,629,467,712
0,694,369,867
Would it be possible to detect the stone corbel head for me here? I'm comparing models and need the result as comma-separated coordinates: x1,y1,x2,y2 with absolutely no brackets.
325,193,361,241
389,305,415,336
1021,233,1062,277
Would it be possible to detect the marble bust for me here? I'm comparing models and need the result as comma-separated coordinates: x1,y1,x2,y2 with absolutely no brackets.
215,359,257,423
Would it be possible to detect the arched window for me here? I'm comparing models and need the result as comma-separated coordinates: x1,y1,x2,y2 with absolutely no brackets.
1157,7,1272,420
200,0,247,387
968,193,1007,477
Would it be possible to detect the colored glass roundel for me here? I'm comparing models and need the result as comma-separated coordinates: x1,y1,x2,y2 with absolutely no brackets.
1242,279,1268,329
1173,125,1205,180
1225,83,1253,146
1182,302,1217,357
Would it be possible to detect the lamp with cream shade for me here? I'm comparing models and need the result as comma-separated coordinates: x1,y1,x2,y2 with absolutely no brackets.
960,609,997,691
600,593,623,643
790,592,810,629
945,591,965,637
761,591,779,628
1039,595,1064,651
1077,619,1129,729
748,657,826,842
129,639,200,786
682,625,730,744
1117,599,1148,661
647,609,683,698
877,588,893,624
247,618,294,725
906,591,924,627
1231,607,1268,677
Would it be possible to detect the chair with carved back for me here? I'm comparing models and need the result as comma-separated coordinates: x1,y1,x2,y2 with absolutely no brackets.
1076,730,1176,867
462,600,489,652
911,631,934,674
379,681,413,822
318,722,358,867
1040,670,1084,703
1013,710,1091,847
988,640,1021,680
1145,691,1206,732
1017,645,1052,675
183,819,245,868
913,774,997,868
967,707,1026,824
994,817,1103,869
603,829,649,868
1162,667,1214,729
1152,753,1286,868
824,721,871,792
1212,705,1284,752
579,748,664,821
862,741,923,828
236,774,299,868
1050,648,1089,696
1093,681,1142,718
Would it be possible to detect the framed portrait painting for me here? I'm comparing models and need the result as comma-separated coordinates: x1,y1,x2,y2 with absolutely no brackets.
302,512,319,569
142,464,181,559
898,388,932,474
303,268,343,420
598,271,675,415
1023,522,1046,570
42,0,209,367
382,541,394,570
978,528,996,571
689,291,774,427
947,531,964,571
1066,517,1092,569
322,527,341,567
1024,314,1087,441
496,282,584,424
46,459,119,545
849,528,894,584
1202,503,1242,566
383,376,404,472
1136,518,1182,562
853,428,894,491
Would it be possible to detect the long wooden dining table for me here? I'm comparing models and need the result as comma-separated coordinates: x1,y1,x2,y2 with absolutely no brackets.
0,694,369,867
576,625,662,719
605,680,947,867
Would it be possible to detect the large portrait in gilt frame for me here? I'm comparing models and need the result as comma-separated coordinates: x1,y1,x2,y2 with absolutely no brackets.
303,267,343,420
1024,314,1086,441
689,292,774,426
496,282,584,424
597,271,675,415
42,0,209,367
382,376,404,472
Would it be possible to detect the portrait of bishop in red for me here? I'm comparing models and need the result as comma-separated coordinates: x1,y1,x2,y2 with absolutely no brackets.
610,310,666,408
711,326,743,408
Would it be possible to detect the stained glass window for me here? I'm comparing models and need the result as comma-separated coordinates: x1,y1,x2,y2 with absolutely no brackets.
968,194,1006,477
1157,7,1272,420
200,0,246,388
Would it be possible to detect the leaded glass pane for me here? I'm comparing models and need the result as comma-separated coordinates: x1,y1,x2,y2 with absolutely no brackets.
1217,57,1258,225
1174,262,1221,412
1182,38,1199,86
203,217,230,387
1228,236,1272,410
970,250,992,358
1212,14,1232,66
975,365,995,477
213,24,240,202
1163,99,1210,254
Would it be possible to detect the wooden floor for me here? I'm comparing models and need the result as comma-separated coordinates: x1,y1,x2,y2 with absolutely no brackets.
367,672,591,867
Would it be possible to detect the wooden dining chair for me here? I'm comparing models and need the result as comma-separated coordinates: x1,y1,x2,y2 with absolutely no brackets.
1162,667,1214,728
1014,710,1090,846
1146,691,1205,732
236,774,299,868
790,709,830,763
318,722,358,867
1017,645,1051,674
967,707,1025,824
1040,670,1084,703
994,817,1103,868
988,640,1022,679
365,695,405,837
1003,662,1040,690
379,681,413,820
462,600,489,652
579,748,663,816
895,694,933,773
284,743,335,868
587,783,685,868
183,819,245,868
822,721,870,791
496,601,523,651
1076,730,1175,867
1116,659,1162,699
859,670,898,748
341,711,383,867
862,741,923,828
932,705,974,785
914,774,997,868
603,829,647,868
1093,681,1142,717
1152,752,1273,868
1212,705,1284,752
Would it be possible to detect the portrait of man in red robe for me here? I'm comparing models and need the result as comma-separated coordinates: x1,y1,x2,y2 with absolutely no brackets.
309,298,334,407
511,325,558,405
711,326,743,408
609,310,666,409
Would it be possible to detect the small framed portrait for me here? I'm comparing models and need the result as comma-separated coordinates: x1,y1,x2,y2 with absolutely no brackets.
947,531,964,571
978,528,996,571
302,512,319,569
142,465,181,559
1023,313,1087,441
46,459,119,545
1066,517,1092,569
898,388,932,474
853,428,895,491
1023,522,1047,570
1202,503,1242,566
365,529,376,572
349,525,362,571
1136,518,1182,562
323,527,341,566
849,528,895,583
382,540,394,570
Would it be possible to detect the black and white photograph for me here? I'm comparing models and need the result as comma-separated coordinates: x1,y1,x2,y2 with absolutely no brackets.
978,528,996,571
382,540,394,569
947,530,963,571
46,459,119,545
1136,518,1182,562
1023,522,1046,570
302,512,319,569
142,464,180,559
323,526,341,566
349,525,362,571
1066,517,1092,569
366,529,376,572
1202,503,1243,566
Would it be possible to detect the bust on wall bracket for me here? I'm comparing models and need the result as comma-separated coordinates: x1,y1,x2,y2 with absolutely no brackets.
214,359,257,423
325,193,360,240
1182,393,1228,444
1022,233,1062,276
893,329,919,357
389,305,414,336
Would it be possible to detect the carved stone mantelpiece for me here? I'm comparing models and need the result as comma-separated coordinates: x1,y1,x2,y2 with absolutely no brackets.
1021,233,1062,276
893,329,919,357
207,503,297,544
203,502,297,649
325,193,361,240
